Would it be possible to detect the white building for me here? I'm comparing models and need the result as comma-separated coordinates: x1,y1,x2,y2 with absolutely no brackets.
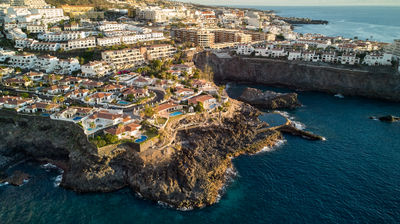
288,51,302,61
236,44,254,55
81,60,111,78
66,36,96,51
97,36,121,47
339,53,360,65
9,54,37,69
26,25,47,33
363,53,392,66
38,31,87,42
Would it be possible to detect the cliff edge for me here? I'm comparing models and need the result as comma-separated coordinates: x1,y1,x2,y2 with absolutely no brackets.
0,100,284,209
194,52,400,101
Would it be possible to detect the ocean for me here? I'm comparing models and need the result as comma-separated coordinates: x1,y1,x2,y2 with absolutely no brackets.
1,84,400,223
238,6,400,43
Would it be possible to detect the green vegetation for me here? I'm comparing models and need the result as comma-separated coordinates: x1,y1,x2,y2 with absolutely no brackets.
276,34,285,41
90,133,119,148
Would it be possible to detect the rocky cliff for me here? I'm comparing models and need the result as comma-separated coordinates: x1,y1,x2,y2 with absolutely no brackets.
194,52,400,101
239,87,301,110
0,101,284,209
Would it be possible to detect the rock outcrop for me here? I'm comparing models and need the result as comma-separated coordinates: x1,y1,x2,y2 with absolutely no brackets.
378,115,400,122
194,52,400,101
0,101,285,209
239,87,301,110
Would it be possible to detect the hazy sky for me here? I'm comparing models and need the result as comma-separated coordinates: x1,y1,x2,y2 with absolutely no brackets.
177,0,400,6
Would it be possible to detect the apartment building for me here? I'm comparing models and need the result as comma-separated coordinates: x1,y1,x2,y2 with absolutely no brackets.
363,53,392,66
81,60,111,78
66,36,96,51
26,25,47,33
143,44,176,60
38,31,87,42
97,36,122,47
9,53,37,69
102,48,145,69
30,42,60,51
172,28,215,47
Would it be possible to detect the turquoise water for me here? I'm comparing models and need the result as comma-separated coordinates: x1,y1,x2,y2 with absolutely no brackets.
259,112,288,127
1,84,400,223
236,6,400,42
134,135,148,143
170,111,183,117
118,101,130,105
72,116,82,121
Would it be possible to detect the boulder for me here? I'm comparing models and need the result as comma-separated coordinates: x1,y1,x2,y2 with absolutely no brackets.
378,115,400,122
239,87,301,110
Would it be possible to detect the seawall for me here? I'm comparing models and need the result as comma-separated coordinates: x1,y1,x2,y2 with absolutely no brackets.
194,52,400,101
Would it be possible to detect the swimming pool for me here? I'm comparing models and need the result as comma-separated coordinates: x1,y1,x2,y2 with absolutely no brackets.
87,128,94,131
118,101,130,105
73,116,82,121
41,113,50,117
169,111,183,117
134,135,148,143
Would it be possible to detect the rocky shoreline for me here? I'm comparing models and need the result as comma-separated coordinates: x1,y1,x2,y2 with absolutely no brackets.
194,52,400,102
0,99,322,209
239,87,302,110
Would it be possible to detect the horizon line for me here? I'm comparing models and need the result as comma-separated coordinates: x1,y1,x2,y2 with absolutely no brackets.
183,2,400,7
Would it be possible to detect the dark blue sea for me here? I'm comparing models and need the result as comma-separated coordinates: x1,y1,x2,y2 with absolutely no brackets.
1,84,400,223
234,6,400,42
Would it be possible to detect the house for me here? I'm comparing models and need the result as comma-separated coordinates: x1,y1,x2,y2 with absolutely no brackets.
156,102,183,117
192,79,212,89
171,64,194,75
188,94,217,110
81,80,104,89
24,102,60,113
122,88,148,98
3,77,33,87
133,76,151,87
0,96,32,109
86,109,124,128
104,122,141,139
44,85,61,95
86,92,114,104
175,87,195,97
103,84,125,92
25,71,44,81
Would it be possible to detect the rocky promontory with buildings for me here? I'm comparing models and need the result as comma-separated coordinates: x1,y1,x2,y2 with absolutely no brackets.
0,100,292,209
194,52,400,102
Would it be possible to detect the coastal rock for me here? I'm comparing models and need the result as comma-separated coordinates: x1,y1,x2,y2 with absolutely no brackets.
277,125,324,140
378,115,400,122
194,52,400,102
0,101,284,209
6,170,30,186
239,87,301,110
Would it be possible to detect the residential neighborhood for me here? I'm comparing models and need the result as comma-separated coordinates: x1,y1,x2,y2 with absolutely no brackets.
0,0,399,151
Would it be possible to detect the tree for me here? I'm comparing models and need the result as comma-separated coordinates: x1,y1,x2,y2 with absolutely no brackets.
104,133,118,144
52,96,58,103
20,92,29,98
144,104,155,118
194,102,204,112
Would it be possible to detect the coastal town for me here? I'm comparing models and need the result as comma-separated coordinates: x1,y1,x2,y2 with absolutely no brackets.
0,0,399,149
